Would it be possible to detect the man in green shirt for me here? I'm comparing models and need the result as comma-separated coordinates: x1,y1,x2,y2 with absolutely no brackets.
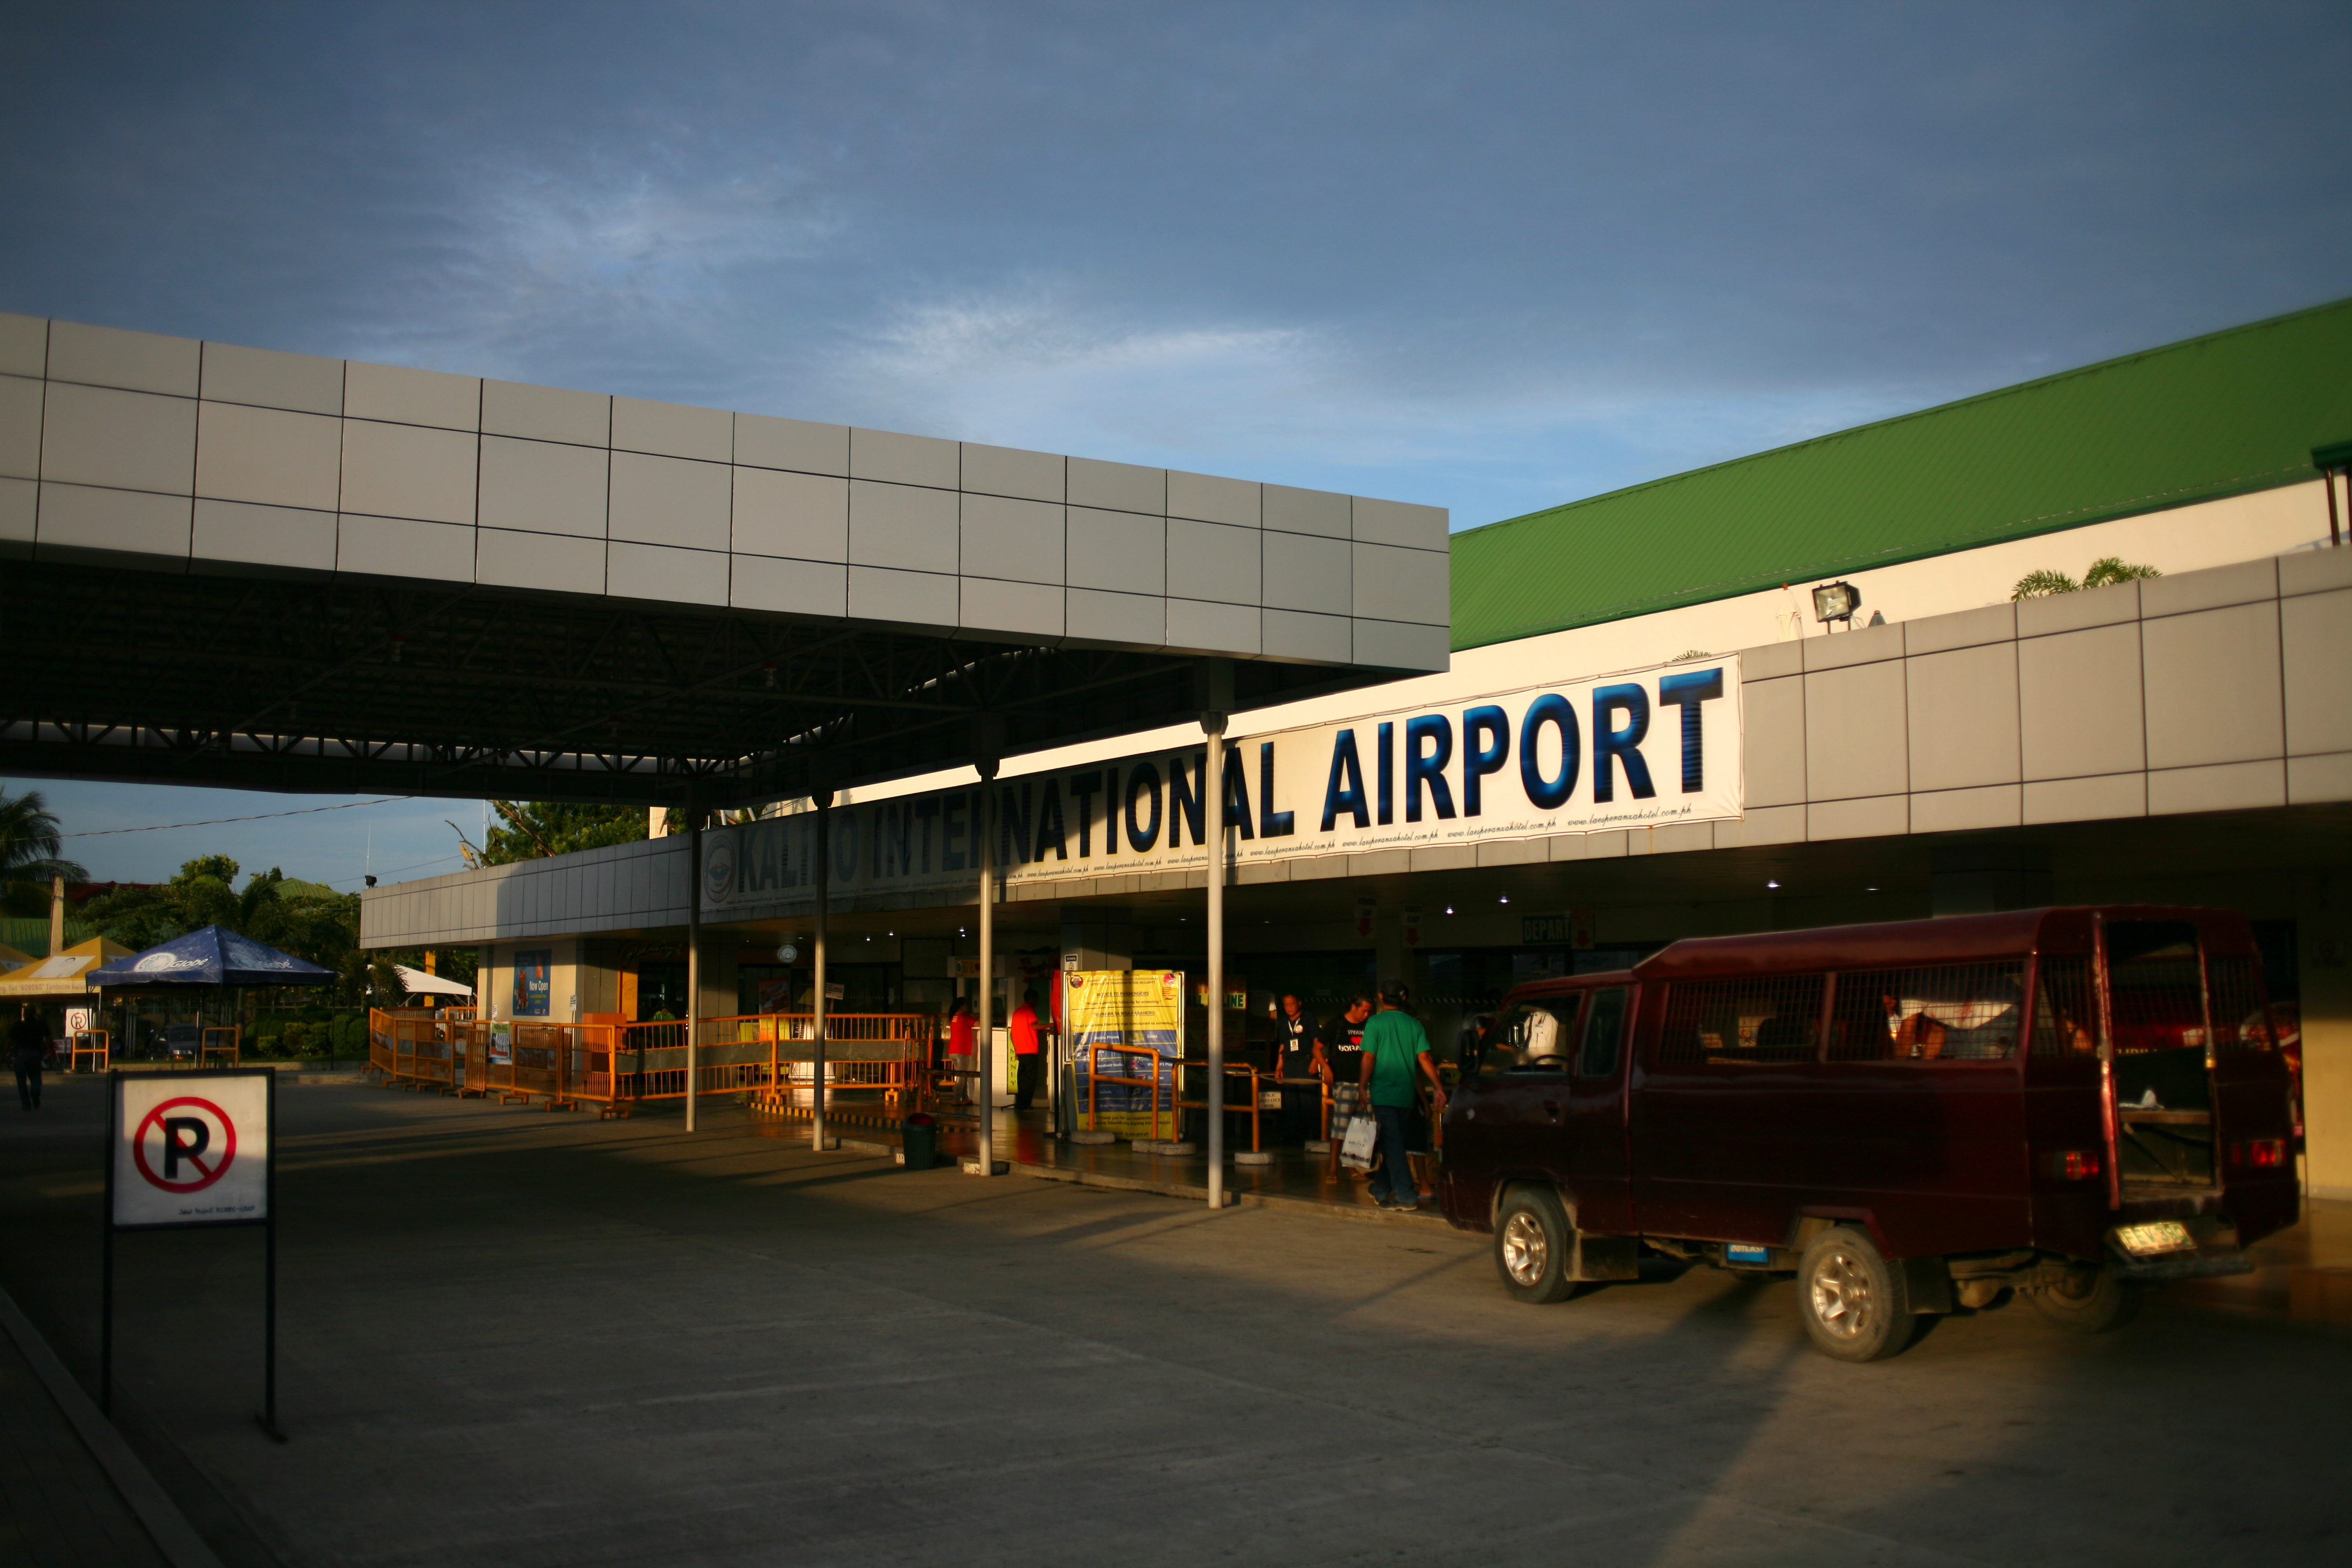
1357,981,1446,1210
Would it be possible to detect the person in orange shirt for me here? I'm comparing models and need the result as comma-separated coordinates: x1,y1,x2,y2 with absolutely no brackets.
1011,986,1046,1110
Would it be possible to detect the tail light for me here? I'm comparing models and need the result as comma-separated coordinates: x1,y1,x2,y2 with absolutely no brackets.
2229,1138,2288,1170
2044,1149,2102,1181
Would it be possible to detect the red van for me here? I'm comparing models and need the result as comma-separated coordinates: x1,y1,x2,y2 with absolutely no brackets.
1440,906,2300,1361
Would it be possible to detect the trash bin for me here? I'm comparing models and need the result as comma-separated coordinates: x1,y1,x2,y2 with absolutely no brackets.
900,1112,937,1171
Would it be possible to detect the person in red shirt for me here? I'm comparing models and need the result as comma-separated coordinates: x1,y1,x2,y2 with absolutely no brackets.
1011,986,1046,1110
946,995,977,1104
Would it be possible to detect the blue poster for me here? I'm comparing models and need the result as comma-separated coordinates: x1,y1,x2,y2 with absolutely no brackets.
513,950,552,1017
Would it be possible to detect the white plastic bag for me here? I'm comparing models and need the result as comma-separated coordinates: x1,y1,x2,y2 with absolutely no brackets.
1340,1114,1378,1170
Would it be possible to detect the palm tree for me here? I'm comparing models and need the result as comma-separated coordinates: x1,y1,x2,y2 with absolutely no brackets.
0,787,89,917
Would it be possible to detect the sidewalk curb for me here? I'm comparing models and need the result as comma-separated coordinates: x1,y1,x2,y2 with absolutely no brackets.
0,1286,224,1568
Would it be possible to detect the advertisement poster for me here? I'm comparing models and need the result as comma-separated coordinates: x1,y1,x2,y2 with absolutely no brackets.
512,951,551,1018
705,655,1742,918
1066,970,1183,1139
488,1021,513,1065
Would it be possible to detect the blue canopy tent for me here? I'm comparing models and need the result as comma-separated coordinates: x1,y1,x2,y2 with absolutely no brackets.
88,926,337,1062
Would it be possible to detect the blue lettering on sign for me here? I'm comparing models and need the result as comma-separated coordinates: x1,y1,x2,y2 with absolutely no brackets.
1657,668,1725,792
1377,720,1396,825
1258,743,1294,837
1404,714,1456,821
1592,684,1656,803
1461,704,1509,816
1220,744,1255,841
1322,729,1370,831
1126,762,1163,851
1520,692,1580,809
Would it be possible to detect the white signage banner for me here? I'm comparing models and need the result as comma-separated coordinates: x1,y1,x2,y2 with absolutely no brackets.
705,655,1742,915
111,1071,270,1228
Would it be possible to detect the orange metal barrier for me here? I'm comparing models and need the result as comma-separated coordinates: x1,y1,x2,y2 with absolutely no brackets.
369,1009,456,1092
1081,1044,1180,1143
1175,1062,1269,1152
199,1025,240,1067
68,1030,109,1073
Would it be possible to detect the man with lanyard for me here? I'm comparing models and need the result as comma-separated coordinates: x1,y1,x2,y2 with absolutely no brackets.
1010,987,1046,1111
1357,981,1446,1210
1271,993,1318,1144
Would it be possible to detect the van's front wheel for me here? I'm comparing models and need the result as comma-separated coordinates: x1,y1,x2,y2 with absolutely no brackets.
2030,1266,2139,1333
1796,1227,1917,1362
1494,1186,1580,1304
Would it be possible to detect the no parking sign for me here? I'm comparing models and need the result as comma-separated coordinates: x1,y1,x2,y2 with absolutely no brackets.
103,1068,282,1436
113,1072,270,1228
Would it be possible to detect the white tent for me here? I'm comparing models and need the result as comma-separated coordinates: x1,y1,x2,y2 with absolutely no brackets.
394,964,473,998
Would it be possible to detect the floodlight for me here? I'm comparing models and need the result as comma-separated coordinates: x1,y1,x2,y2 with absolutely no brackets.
1812,580,1861,624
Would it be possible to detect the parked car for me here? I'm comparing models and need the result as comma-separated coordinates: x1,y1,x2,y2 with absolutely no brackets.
164,1022,199,1063
1440,906,2299,1361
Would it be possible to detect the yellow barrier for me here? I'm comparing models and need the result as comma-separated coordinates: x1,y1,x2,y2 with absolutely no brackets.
199,1025,240,1067
68,1030,109,1074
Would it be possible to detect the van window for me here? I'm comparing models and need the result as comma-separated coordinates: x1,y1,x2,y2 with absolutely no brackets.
1826,964,2024,1061
2106,920,2206,1054
1657,976,1823,1065
1574,986,1629,1079
2032,955,2099,1056
1499,997,1579,1072
2206,956,2272,1052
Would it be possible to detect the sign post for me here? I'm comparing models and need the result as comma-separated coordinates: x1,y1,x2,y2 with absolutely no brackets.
103,1067,281,1441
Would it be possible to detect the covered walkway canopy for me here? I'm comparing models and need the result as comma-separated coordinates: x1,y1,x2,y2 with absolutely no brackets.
0,313,1449,810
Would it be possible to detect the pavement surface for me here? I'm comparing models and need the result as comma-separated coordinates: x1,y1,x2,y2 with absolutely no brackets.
3,1074,2349,1568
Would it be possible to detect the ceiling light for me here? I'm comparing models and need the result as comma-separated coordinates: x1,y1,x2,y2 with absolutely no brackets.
1766,879,1781,890
1498,895,1510,905
1444,906,1454,915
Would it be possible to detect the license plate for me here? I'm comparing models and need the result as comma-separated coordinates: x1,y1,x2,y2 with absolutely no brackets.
2113,1221,2194,1257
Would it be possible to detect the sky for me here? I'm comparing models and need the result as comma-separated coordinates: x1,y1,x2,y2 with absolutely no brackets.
7,1,2352,888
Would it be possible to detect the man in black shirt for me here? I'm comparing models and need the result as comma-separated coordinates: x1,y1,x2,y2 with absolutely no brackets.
1271,993,1318,1142
1318,993,1371,1089
10,1005,50,1111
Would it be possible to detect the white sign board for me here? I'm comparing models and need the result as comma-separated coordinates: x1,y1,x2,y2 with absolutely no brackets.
704,655,1744,915
111,1072,270,1229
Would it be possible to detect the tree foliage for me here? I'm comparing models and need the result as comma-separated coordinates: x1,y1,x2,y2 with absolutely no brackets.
83,857,379,1001
2013,557,2160,601
0,787,90,918
453,801,646,867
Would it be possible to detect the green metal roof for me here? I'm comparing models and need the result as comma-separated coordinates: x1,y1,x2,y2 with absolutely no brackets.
1450,295,2352,650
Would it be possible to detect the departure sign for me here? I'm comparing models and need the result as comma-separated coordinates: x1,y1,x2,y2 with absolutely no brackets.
111,1071,270,1228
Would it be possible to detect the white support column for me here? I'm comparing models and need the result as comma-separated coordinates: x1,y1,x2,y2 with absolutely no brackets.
813,792,830,1152
975,764,997,1175
1205,713,1226,1210
685,808,701,1134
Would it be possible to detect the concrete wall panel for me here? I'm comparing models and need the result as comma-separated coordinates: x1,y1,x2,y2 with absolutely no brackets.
339,419,476,524
47,321,199,396
0,376,44,480
732,468,845,561
200,342,343,415
38,481,190,560
196,402,342,512
41,383,195,494
2142,600,2283,769
1804,660,1907,801
1168,519,1261,606
608,541,727,606
479,436,608,539
192,499,337,573
736,412,846,476
731,554,845,617
849,480,958,573
610,451,730,552
2020,621,2144,780
961,493,1063,584
342,362,478,431
612,396,731,463
337,514,474,580
1906,640,2020,792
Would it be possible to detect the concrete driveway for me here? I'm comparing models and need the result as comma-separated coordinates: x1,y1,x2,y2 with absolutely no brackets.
2,1074,2346,1567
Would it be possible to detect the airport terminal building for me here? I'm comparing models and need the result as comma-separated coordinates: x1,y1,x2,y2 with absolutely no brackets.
323,295,2350,1199
9,297,2342,1189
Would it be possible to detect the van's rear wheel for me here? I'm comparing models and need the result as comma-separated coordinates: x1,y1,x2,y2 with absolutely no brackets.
2031,1266,2139,1333
1796,1227,1917,1362
1494,1187,1579,1304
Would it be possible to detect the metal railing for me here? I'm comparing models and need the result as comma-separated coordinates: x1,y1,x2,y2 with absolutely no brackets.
68,1029,109,1074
